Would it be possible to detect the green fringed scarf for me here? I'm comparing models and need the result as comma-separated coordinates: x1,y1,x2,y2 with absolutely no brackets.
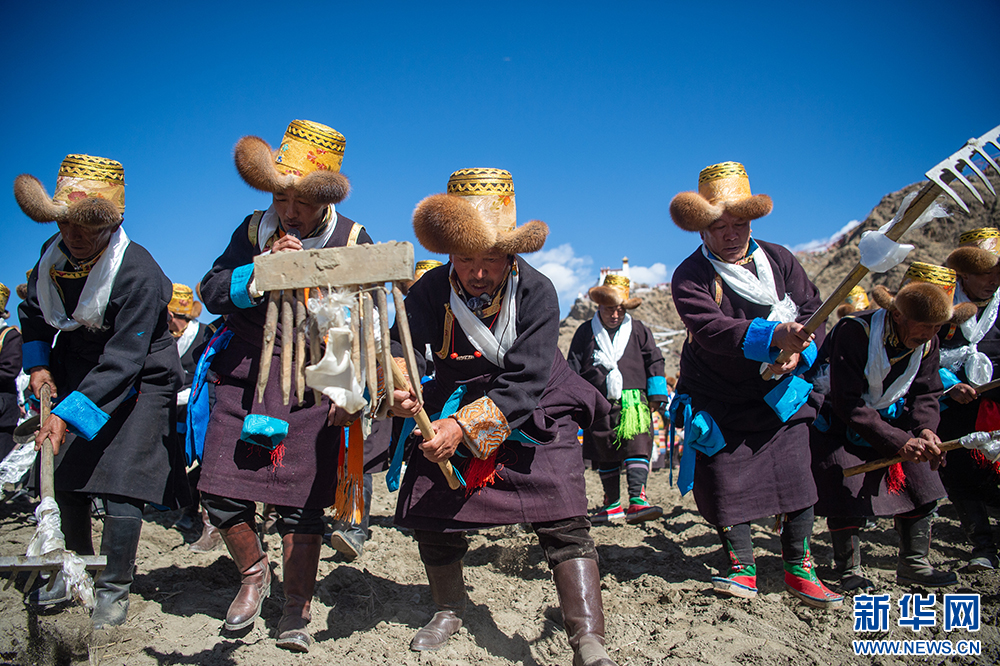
614,388,651,446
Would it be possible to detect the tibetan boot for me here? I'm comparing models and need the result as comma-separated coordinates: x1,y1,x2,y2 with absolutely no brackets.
782,510,843,609
330,473,372,562
895,513,958,587
589,500,625,524
188,508,222,553
713,524,757,599
952,499,999,571
410,560,466,651
625,490,662,525
553,558,617,666
275,534,322,652
220,522,271,630
830,525,873,592
91,514,143,629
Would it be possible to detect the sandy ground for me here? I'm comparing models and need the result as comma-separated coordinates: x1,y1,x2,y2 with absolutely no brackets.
1,465,998,666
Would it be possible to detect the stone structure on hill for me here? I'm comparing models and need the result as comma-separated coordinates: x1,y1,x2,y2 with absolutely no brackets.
558,175,1000,378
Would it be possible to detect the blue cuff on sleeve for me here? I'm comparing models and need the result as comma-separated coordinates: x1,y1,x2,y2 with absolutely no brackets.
22,340,51,371
52,391,110,441
743,318,778,363
939,367,961,392
796,340,818,372
647,375,668,397
230,263,256,310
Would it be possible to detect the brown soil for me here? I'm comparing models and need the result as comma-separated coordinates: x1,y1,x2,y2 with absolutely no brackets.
2,467,997,665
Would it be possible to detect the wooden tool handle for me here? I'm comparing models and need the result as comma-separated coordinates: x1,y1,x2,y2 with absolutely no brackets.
842,439,964,477
389,361,461,490
39,385,54,502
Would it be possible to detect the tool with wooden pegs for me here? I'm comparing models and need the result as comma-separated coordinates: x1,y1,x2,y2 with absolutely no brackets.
252,241,461,490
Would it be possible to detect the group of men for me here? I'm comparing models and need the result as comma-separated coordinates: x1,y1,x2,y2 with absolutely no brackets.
6,117,998,665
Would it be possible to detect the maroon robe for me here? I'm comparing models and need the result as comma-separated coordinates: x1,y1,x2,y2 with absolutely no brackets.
671,239,822,526
810,311,946,516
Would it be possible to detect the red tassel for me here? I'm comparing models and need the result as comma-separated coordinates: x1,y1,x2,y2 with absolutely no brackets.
270,442,286,468
886,462,907,495
970,449,1000,478
462,452,501,496
975,399,1000,431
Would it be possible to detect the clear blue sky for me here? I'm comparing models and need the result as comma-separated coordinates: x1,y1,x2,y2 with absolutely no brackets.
2,1,998,322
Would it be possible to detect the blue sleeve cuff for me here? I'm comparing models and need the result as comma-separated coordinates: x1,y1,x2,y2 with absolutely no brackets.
52,391,110,440
939,367,961,391
743,318,778,363
796,340,818,372
647,375,669,397
22,340,51,370
230,263,256,310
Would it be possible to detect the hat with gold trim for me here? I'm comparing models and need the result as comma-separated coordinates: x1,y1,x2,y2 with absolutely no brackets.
413,168,548,256
837,284,871,318
589,274,642,310
669,161,773,232
168,283,202,319
871,262,975,325
414,259,443,283
0,283,9,317
945,227,1000,276
13,154,125,229
233,119,350,205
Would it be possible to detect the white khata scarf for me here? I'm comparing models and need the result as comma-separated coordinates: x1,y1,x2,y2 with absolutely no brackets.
701,241,799,324
449,262,519,368
176,320,200,358
257,203,338,252
862,308,925,411
36,226,131,331
939,282,999,387
591,312,632,401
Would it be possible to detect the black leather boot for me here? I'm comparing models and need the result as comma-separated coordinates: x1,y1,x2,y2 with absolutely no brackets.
830,526,873,591
553,558,617,666
91,514,143,629
410,560,466,651
895,513,958,587
952,499,999,571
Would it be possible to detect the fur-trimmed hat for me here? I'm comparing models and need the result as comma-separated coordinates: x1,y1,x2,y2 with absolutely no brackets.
589,274,641,310
168,283,202,319
15,284,27,301
871,262,976,325
233,119,350,205
669,161,773,232
13,154,125,230
945,228,1000,276
412,168,548,257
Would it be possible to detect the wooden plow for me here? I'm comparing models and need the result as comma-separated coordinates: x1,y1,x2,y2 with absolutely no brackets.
252,242,460,490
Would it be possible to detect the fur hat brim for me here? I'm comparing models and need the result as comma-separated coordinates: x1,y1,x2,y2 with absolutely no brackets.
945,246,999,275
413,193,548,256
233,135,350,205
871,283,972,325
13,174,122,229
669,191,773,232
588,285,641,310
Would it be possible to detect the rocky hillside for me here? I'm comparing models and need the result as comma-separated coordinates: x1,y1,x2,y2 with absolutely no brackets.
559,174,1000,377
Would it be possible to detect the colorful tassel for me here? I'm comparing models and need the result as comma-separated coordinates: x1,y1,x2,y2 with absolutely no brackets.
615,389,651,446
971,449,1000,478
886,462,907,495
333,420,365,523
462,452,501,496
270,442,285,468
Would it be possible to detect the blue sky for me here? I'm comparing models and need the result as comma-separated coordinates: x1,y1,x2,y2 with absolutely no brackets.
2,1,998,322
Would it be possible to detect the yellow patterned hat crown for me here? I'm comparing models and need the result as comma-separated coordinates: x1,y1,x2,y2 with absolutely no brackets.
959,227,1000,254
53,154,125,210
845,284,869,311
274,119,346,177
168,283,201,318
0,283,8,312
903,262,956,299
698,161,753,206
414,259,443,282
446,168,516,233
603,274,631,302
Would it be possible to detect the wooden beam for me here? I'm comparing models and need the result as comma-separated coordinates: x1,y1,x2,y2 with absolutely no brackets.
253,242,414,291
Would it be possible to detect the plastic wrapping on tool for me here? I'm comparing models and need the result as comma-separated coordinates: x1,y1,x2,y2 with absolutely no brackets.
961,430,1000,463
0,441,37,488
305,289,368,413
27,497,96,609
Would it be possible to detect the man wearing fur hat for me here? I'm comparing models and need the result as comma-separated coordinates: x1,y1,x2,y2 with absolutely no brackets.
568,274,668,524
14,155,188,627
936,229,1000,571
811,263,974,589
197,120,372,652
0,283,23,459
669,162,842,609
389,168,616,665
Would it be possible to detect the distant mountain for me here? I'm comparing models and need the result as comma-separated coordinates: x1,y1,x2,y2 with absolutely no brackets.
559,175,1000,378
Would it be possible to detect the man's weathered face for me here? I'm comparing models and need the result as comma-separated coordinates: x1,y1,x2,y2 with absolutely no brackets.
57,220,115,260
167,311,189,335
599,304,626,329
891,308,944,349
272,188,326,238
450,249,510,297
700,210,751,263
959,265,1000,302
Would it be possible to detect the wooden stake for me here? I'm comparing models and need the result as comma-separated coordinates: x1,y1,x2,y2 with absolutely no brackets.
257,291,281,403
350,295,362,385
392,284,423,404
362,289,379,408
309,318,322,405
295,288,307,405
376,286,394,417
281,290,293,405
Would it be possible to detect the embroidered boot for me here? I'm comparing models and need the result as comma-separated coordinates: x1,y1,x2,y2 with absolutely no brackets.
220,522,271,630
895,513,959,587
553,558,617,666
782,509,843,609
713,524,757,599
275,533,322,652
410,560,466,651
